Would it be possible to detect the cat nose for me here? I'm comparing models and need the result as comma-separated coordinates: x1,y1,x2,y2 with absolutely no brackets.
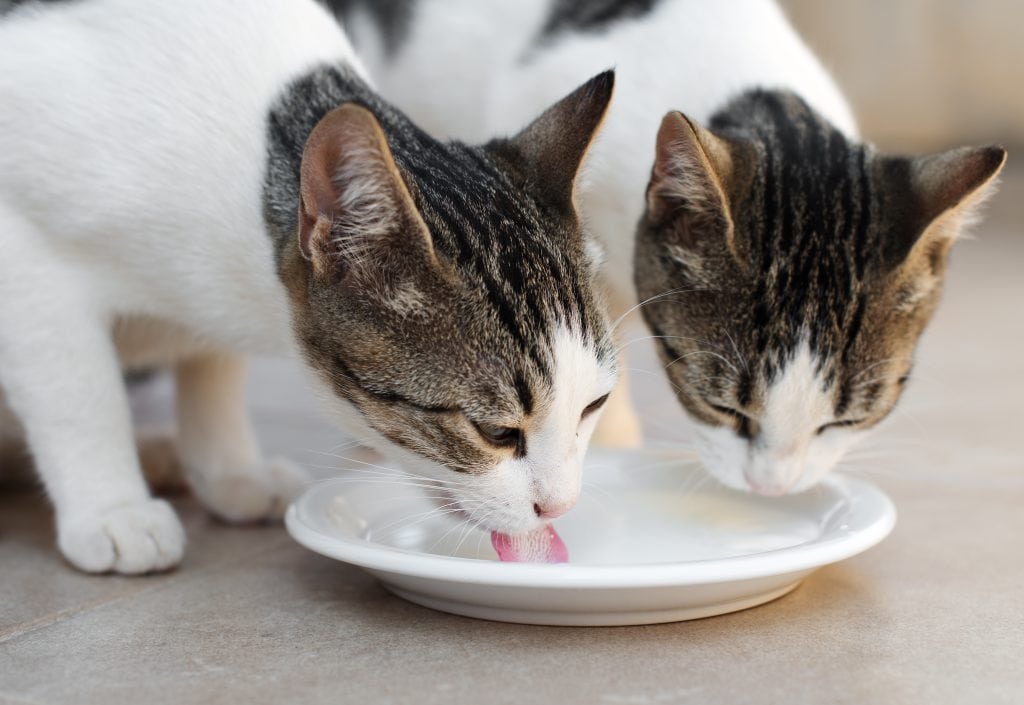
747,480,790,497
744,464,799,496
533,500,573,520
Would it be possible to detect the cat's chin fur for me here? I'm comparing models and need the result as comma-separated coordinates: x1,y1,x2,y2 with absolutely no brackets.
691,341,868,495
694,420,868,497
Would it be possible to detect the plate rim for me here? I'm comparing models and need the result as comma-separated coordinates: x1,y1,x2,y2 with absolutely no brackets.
285,462,897,589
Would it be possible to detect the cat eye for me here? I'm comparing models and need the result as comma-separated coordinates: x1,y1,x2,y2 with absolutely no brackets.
472,420,523,449
581,393,610,420
710,404,749,422
816,419,865,435
710,403,756,440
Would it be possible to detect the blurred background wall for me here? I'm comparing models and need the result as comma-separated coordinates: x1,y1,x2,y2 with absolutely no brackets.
779,0,1024,153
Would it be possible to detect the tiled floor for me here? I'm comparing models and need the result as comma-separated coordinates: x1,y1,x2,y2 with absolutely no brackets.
1,168,1022,705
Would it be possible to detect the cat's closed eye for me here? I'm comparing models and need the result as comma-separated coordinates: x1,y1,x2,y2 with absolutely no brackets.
710,403,748,422
710,403,756,439
581,393,610,420
474,391,610,448
471,420,522,449
816,419,865,435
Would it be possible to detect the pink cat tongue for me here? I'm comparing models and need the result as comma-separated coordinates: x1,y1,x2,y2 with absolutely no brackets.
491,525,568,563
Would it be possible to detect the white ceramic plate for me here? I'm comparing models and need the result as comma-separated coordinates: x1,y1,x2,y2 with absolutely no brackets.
286,449,895,626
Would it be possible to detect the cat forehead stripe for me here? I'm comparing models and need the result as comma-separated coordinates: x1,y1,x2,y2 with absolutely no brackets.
711,89,875,369
396,150,591,364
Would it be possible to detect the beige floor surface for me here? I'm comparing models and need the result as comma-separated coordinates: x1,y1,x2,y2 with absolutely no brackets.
1,167,1022,705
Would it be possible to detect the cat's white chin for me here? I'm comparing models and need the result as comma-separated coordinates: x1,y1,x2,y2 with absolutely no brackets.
436,457,582,536
694,423,865,496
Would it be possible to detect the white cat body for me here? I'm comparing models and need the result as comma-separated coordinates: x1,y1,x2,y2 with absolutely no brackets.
347,0,856,309
0,0,362,572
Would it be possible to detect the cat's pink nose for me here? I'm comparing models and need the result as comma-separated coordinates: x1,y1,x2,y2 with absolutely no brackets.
745,462,800,496
533,500,573,520
748,481,789,497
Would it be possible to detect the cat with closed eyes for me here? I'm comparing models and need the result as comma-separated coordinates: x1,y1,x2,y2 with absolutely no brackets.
0,0,617,573
336,0,1006,495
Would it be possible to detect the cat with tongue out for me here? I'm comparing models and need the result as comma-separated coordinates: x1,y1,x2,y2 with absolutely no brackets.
0,0,612,572
493,525,570,563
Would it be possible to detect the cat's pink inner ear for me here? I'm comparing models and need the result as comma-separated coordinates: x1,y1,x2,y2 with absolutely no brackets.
649,112,741,258
297,103,418,269
651,112,732,215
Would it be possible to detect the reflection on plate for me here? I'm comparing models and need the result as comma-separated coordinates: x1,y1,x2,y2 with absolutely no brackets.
286,449,895,626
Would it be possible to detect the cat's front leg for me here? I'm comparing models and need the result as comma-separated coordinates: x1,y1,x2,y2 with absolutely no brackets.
175,351,309,522
0,268,185,572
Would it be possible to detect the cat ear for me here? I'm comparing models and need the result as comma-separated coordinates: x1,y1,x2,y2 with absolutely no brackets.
499,70,614,209
648,111,740,255
298,103,433,278
881,145,1006,269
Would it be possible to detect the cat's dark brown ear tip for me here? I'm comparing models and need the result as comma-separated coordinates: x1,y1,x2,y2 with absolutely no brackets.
939,144,1008,207
498,68,616,208
562,69,615,127
585,69,615,103
957,145,1008,189
979,145,1008,178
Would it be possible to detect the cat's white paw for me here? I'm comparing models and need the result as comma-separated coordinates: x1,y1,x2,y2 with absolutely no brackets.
58,499,185,574
192,457,311,523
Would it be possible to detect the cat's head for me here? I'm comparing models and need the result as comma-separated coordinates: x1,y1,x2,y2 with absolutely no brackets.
634,91,1005,495
281,72,617,533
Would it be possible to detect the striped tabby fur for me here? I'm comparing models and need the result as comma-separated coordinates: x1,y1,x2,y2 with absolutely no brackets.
267,66,618,530
635,89,1006,493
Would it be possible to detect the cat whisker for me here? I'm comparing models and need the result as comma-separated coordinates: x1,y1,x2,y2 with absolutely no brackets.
623,367,688,396
599,287,712,349
664,349,741,378
452,506,491,557
311,439,366,455
677,471,713,499
310,477,464,494
642,439,700,453
724,330,751,375
427,508,480,555
326,464,466,486
848,356,917,383
883,405,931,440
372,508,480,546
312,452,475,488
373,497,491,541
581,480,616,508
612,333,711,358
